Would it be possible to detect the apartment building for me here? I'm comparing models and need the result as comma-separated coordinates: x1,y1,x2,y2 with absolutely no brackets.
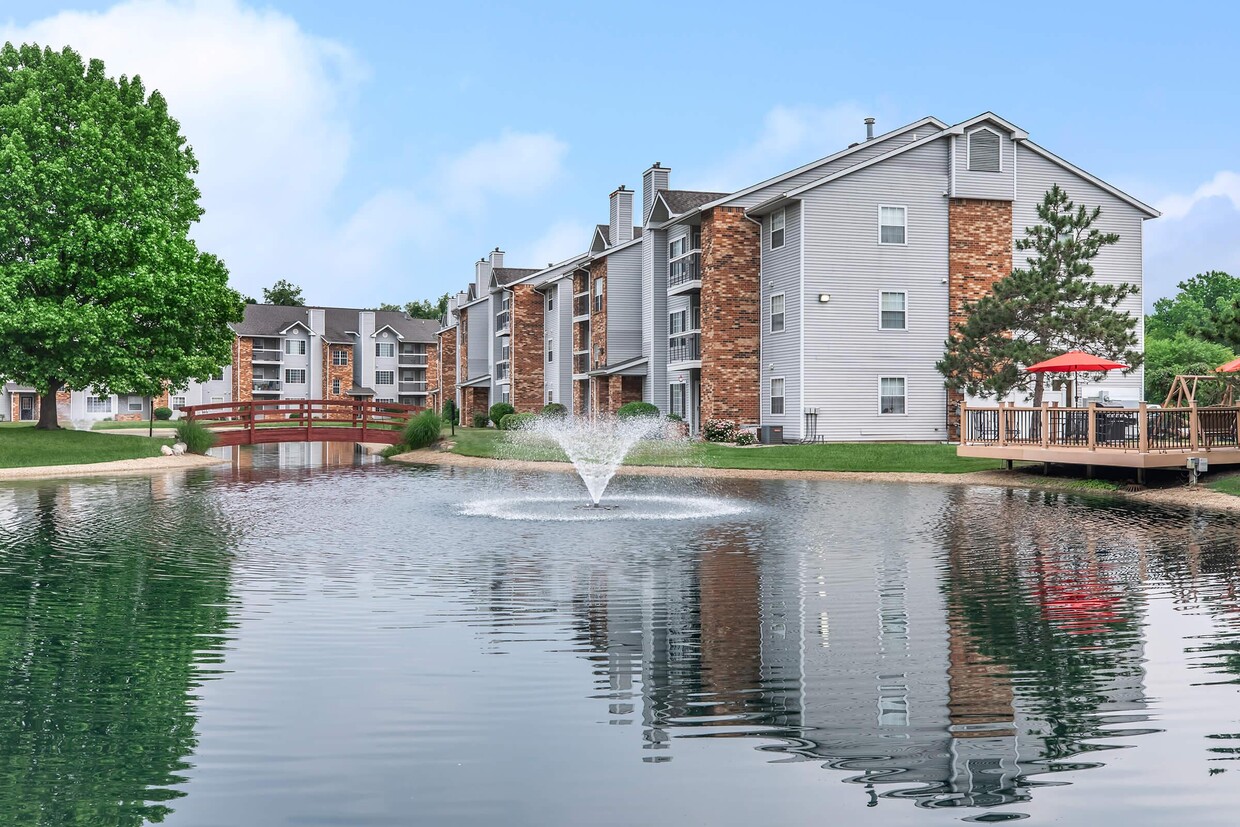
435,111,1157,442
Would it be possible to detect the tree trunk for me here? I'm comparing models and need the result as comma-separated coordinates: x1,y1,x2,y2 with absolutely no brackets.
35,379,63,430
1031,374,1045,408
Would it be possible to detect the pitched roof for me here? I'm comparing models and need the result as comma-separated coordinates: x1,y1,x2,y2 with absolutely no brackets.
233,304,439,343
232,304,315,337
659,190,728,214
593,224,644,246
492,267,540,286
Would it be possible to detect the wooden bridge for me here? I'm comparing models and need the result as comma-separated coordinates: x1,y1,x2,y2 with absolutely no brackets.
182,399,422,447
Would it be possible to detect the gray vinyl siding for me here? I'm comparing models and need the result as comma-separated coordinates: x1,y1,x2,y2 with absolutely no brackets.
642,226,669,410
282,328,312,398
544,280,573,406
373,328,399,399
465,303,489,380
605,245,643,363
1013,144,1146,404
759,202,802,438
799,140,951,441
954,127,1014,201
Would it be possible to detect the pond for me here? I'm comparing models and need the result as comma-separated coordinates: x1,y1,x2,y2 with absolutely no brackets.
1,444,1238,825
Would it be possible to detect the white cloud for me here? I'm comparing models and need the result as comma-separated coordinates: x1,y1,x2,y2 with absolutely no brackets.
513,220,594,271
1145,171,1240,308
686,102,893,192
1,0,567,306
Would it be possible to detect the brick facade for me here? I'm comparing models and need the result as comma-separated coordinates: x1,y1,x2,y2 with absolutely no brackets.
437,327,457,414
699,206,761,424
461,386,489,425
233,337,254,402
322,341,352,399
508,284,545,412
425,340,440,408
946,198,1013,439
589,259,607,372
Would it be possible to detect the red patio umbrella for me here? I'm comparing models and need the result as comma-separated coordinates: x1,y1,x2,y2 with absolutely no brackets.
1025,351,1128,406
1217,357,1240,374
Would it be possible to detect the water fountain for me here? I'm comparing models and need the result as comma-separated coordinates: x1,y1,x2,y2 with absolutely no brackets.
520,415,669,506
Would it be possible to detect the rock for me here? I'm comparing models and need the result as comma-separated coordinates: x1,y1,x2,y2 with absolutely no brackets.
172,442,187,455
160,445,174,456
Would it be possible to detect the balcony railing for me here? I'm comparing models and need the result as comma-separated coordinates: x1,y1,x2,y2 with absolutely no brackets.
495,311,510,333
252,379,283,392
573,294,590,317
573,352,589,374
251,349,283,363
668,333,701,364
668,252,702,287
399,381,428,393
495,362,510,381
398,353,428,366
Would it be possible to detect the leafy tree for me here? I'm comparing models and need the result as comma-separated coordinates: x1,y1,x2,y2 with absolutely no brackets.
376,302,403,312
937,185,1141,407
1145,333,1234,405
0,43,243,429
405,293,451,320
262,279,304,306
1148,271,1240,340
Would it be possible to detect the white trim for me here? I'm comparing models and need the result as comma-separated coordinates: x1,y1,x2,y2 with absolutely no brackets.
769,292,786,334
798,202,805,439
878,290,908,331
769,376,786,416
878,205,908,246
371,324,406,340
770,208,786,250
879,376,908,416
966,126,1003,173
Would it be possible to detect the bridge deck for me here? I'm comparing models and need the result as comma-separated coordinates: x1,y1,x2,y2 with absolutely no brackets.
183,399,423,447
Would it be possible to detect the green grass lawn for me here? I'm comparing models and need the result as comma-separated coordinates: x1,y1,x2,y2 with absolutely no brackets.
1209,475,1240,496
441,427,1005,474
92,419,176,430
0,423,172,468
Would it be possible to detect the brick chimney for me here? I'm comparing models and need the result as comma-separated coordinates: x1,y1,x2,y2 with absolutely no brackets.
642,162,670,225
609,186,633,246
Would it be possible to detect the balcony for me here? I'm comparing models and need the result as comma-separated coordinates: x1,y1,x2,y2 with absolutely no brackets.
252,379,283,393
495,310,510,334
668,252,702,294
573,294,590,318
573,352,589,375
398,353,428,366
495,362,510,381
251,349,283,363
668,333,701,365
399,381,428,393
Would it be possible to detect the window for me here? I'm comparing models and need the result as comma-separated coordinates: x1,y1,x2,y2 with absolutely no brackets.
332,349,349,366
332,379,341,395
967,128,1001,172
691,226,702,251
880,377,906,415
285,369,306,384
879,206,906,245
172,396,186,409
501,389,510,404
210,395,224,403
669,309,686,335
593,277,605,312
669,237,685,261
87,396,111,413
285,339,306,355
670,383,686,418
770,378,785,415
770,209,785,249
212,370,225,381
546,293,554,312
128,398,143,412
880,291,907,330
546,338,554,362
770,293,785,333
375,370,394,385
376,342,395,358
547,389,554,403
376,398,394,403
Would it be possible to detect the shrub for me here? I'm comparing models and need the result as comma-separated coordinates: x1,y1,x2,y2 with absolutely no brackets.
471,411,489,429
441,399,459,425
174,420,216,454
616,401,659,419
734,429,758,446
153,406,173,420
665,412,684,422
489,402,516,428
702,419,737,442
402,409,444,450
541,402,568,418
500,412,538,431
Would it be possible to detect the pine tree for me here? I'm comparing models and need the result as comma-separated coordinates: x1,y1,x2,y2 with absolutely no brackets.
937,185,1142,407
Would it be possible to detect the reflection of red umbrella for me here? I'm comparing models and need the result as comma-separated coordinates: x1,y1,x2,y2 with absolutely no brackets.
1026,351,1128,407
1217,357,1240,373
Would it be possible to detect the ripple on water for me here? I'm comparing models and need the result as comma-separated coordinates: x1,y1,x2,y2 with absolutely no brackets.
459,493,751,521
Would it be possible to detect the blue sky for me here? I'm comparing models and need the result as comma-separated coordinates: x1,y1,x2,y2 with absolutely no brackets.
3,0,1237,309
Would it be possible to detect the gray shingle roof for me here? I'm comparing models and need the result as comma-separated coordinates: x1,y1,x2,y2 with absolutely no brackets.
231,304,314,337
492,267,540,286
233,304,439,343
593,224,645,245
659,189,728,214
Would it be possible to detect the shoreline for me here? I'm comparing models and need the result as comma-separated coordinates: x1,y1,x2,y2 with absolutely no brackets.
0,453,227,482
390,446,1240,515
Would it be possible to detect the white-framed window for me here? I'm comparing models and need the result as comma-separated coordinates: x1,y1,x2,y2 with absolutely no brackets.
376,342,395,358
332,349,349,366
331,379,341,395
770,377,785,415
593,277,605,312
967,127,1002,172
547,389,554,403
86,396,112,413
769,293,785,333
501,389,511,404
879,291,907,330
546,292,554,312
128,398,143,412
285,338,306,356
879,206,906,245
210,395,224,403
770,208,785,249
285,369,306,384
171,396,187,409
375,370,394,385
547,338,554,362
880,377,906,415
376,397,394,403
669,309,687,335
670,383,686,418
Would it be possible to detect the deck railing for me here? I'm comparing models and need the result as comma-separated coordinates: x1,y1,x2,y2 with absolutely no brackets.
962,402,1240,453
183,398,422,447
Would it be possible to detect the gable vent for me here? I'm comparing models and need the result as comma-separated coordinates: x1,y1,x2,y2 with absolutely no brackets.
968,129,1001,172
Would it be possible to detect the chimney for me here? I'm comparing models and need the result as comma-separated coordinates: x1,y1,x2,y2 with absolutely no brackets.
864,117,876,140
488,247,505,269
610,185,634,245
642,162,670,225
475,256,491,292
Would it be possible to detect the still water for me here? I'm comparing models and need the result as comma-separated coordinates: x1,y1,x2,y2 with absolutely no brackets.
1,443,1239,825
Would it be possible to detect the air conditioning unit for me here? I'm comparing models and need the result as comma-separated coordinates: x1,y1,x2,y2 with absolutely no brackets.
759,425,784,444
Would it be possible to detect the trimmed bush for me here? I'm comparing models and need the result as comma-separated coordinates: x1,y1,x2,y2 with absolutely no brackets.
616,401,659,419
734,429,758,446
702,419,737,442
471,411,489,429
541,402,568,418
174,420,216,454
441,399,459,426
489,402,516,428
153,406,173,420
500,412,537,431
402,409,444,450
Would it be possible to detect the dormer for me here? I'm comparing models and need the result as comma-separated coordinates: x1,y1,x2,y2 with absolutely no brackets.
947,113,1027,201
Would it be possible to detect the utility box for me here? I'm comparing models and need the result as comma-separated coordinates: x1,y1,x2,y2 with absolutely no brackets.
759,425,784,444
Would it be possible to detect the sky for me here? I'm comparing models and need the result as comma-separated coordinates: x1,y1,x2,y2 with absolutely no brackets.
2,0,1237,311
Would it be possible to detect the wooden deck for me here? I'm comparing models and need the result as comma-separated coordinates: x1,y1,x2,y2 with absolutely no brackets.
958,403,1240,469
183,399,421,447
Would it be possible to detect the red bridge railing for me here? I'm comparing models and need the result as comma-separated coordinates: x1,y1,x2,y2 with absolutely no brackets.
182,399,423,447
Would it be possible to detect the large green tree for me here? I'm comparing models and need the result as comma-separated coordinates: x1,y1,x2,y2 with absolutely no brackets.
261,278,304,306
937,185,1142,406
1144,333,1234,405
1148,271,1240,340
0,43,242,429
403,293,450,320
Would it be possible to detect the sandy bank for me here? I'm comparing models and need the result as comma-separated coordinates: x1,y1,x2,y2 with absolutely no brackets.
0,454,227,481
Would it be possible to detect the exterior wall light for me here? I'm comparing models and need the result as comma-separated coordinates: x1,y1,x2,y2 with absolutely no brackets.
818,294,831,303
